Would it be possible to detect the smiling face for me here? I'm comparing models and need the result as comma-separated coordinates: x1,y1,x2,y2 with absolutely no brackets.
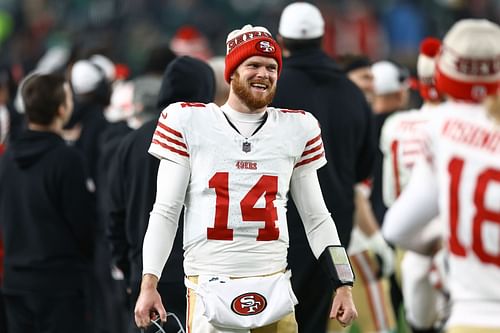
230,56,278,112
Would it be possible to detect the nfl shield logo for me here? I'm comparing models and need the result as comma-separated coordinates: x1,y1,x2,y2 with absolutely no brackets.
242,141,251,153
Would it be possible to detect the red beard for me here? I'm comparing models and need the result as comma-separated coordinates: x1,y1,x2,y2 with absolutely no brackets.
232,72,276,110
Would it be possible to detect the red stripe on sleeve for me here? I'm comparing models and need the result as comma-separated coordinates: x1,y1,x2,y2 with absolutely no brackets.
306,134,321,147
153,130,187,149
181,102,206,108
302,143,323,157
280,109,306,115
294,152,325,168
151,139,189,157
157,121,183,139
390,140,401,198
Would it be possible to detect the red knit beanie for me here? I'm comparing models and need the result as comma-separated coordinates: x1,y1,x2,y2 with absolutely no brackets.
170,25,213,61
417,37,442,102
224,25,282,83
435,19,500,103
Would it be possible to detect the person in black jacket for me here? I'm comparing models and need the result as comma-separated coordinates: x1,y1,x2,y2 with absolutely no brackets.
68,59,119,333
272,3,376,332
0,73,96,333
67,59,112,186
107,56,215,333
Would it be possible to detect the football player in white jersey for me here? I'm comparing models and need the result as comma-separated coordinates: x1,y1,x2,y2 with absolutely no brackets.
383,19,500,333
134,24,357,332
380,37,450,333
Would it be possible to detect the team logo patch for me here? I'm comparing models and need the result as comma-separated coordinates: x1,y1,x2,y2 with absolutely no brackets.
235,160,257,169
471,84,487,100
429,87,438,100
231,292,267,316
256,40,275,54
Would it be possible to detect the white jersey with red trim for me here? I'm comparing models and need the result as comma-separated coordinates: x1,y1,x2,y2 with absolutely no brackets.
148,102,326,276
421,101,500,326
380,105,435,207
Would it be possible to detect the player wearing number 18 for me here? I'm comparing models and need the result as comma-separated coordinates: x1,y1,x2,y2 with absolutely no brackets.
133,24,357,332
382,19,500,333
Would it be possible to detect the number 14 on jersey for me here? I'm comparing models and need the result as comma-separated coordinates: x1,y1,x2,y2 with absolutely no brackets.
207,172,280,241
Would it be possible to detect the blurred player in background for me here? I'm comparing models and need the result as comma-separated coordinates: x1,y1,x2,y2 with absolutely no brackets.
383,19,500,333
367,59,413,326
370,59,412,226
380,37,450,333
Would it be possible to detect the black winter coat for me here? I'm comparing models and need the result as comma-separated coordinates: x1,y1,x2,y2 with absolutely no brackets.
107,56,215,285
273,49,375,248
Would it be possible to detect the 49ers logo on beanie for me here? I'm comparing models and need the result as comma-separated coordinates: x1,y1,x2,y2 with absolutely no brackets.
224,24,282,83
256,40,275,53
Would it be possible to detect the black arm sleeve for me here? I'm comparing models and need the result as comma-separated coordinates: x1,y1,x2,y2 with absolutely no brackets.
318,245,355,290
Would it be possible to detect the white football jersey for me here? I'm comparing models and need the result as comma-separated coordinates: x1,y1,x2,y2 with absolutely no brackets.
149,102,326,276
380,105,435,206
423,101,500,326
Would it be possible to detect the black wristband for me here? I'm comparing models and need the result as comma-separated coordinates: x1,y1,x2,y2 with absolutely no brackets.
318,245,355,290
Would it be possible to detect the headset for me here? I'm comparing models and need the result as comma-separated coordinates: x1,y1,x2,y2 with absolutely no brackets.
140,312,185,333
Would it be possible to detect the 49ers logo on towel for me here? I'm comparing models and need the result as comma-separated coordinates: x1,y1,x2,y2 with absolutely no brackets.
256,40,275,54
231,292,267,316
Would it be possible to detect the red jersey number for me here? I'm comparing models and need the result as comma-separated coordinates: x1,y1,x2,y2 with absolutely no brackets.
390,139,402,197
448,157,500,266
207,172,279,241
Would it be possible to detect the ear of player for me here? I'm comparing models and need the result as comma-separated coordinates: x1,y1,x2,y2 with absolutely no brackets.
318,245,355,289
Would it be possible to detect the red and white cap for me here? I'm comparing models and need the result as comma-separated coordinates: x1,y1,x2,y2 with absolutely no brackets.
417,37,442,102
224,24,282,83
170,25,213,61
435,19,500,102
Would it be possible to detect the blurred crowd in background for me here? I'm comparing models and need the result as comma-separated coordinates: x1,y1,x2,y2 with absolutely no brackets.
0,0,498,79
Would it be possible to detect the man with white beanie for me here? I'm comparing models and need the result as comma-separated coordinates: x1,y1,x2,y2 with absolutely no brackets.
68,59,111,182
134,24,357,332
380,38,443,236
272,2,375,332
369,60,411,229
383,18,500,333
